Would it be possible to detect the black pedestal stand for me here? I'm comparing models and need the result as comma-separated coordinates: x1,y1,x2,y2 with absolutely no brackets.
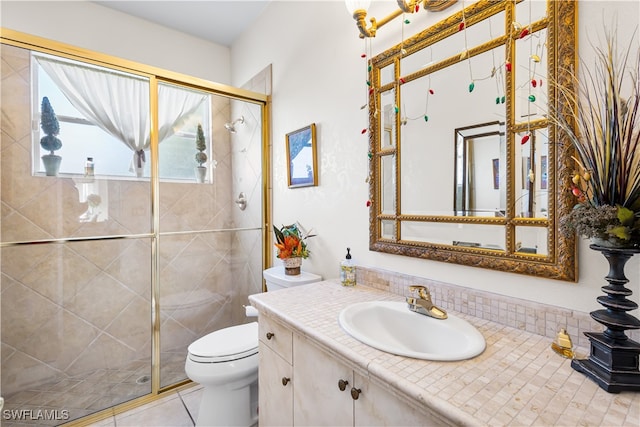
571,245,640,393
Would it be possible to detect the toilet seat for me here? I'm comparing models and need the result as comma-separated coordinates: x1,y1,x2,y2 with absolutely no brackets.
188,322,258,363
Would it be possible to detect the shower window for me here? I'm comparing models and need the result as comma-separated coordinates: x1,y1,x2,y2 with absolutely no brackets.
32,53,212,180
157,82,213,181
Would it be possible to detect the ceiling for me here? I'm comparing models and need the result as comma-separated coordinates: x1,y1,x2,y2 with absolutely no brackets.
93,1,271,47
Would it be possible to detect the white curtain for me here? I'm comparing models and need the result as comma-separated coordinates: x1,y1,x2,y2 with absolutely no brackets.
36,55,208,173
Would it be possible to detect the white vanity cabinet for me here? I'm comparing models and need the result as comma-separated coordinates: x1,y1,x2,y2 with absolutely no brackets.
292,333,353,426
350,371,434,426
258,314,294,426
258,313,432,426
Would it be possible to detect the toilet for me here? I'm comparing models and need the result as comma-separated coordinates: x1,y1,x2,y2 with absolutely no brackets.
185,322,259,427
263,266,322,291
185,267,321,427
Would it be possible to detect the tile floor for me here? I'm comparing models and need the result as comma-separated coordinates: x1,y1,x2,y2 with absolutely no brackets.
88,385,203,427
1,355,189,427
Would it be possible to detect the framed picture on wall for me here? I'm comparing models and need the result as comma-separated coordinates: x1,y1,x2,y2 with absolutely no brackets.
286,123,318,188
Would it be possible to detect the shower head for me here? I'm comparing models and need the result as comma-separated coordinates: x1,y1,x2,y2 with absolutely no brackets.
224,116,245,133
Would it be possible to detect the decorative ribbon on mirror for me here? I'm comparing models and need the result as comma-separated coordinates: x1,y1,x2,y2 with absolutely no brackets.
367,0,577,281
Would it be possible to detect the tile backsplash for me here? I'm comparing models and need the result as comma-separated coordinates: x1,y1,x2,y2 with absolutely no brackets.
356,266,640,350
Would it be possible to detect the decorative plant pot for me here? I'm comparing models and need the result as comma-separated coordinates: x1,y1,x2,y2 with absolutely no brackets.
591,236,638,249
282,257,302,275
195,166,207,183
41,154,61,176
571,245,640,392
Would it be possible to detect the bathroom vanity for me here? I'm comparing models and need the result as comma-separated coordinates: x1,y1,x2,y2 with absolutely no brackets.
250,281,640,426
257,312,433,426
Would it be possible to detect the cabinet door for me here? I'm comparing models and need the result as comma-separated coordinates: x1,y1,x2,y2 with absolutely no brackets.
293,334,353,426
353,371,429,426
259,314,293,363
258,342,293,427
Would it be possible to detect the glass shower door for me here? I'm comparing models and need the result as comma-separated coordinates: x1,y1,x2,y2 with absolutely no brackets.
1,39,268,425
0,44,153,424
157,84,264,388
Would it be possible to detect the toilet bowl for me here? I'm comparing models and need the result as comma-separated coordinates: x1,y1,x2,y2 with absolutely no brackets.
263,266,322,291
186,269,321,426
185,322,259,427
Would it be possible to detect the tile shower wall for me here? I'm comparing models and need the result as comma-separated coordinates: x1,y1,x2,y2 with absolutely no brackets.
357,266,640,350
1,43,264,422
229,63,272,309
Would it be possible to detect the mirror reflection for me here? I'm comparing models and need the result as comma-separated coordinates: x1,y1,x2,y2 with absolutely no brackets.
514,126,549,219
368,0,576,280
454,121,506,217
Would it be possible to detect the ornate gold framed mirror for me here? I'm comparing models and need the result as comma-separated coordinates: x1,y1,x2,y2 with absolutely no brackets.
368,0,577,280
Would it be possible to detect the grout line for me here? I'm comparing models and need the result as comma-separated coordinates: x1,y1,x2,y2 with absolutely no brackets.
178,391,196,426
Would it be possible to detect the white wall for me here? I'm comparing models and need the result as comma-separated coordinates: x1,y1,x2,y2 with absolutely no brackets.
232,0,640,314
0,1,231,84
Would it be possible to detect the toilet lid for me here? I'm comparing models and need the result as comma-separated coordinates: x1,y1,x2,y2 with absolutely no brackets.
188,322,258,363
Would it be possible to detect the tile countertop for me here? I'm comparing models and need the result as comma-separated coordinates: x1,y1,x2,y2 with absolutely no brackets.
249,280,640,427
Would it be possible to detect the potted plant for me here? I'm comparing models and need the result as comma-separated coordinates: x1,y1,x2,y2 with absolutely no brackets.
553,32,640,248
552,31,640,393
194,123,207,183
273,223,315,275
40,96,62,176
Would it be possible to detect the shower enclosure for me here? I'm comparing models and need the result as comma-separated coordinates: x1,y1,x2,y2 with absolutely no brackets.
0,32,269,425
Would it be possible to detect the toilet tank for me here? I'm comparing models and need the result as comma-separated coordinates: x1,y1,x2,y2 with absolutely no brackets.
263,266,322,291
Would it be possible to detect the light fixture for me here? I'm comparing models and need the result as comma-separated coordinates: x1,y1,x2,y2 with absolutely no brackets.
345,0,458,38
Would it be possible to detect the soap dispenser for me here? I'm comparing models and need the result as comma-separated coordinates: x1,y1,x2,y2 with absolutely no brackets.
340,248,356,287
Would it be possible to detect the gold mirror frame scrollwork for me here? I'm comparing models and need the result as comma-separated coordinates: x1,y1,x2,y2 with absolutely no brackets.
424,0,459,12
368,0,577,281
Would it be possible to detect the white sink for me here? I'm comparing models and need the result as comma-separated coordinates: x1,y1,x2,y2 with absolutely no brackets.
338,301,485,361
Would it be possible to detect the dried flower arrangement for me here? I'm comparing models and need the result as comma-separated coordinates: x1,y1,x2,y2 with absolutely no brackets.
552,30,640,247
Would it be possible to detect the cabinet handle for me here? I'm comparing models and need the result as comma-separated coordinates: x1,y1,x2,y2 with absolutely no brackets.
266,332,274,340
282,377,290,386
338,379,349,391
350,387,362,400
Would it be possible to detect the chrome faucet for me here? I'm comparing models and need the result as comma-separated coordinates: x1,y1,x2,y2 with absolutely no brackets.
406,285,447,319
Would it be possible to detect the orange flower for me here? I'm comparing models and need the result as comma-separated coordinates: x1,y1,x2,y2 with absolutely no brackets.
276,235,303,259
274,223,314,259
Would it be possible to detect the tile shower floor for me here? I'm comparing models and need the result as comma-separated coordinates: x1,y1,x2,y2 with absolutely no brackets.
2,354,190,426
3,383,202,427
